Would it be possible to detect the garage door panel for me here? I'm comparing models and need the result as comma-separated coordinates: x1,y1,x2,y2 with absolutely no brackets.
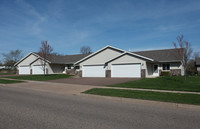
83,65,105,77
32,66,44,74
19,66,30,75
111,64,141,78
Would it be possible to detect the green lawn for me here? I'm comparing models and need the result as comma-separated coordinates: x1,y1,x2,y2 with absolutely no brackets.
6,74,72,81
0,79,24,84
0,73,15,75
84,88,200,105
108,76,200,92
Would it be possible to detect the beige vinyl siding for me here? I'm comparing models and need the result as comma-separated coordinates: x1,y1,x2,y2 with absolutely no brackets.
79,48,122,69
18,54,38,66
107,54,146,70
31,59,64,74
146,63,153,77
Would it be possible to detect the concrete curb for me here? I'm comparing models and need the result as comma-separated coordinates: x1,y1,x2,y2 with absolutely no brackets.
80,93,200,111
100,87,200,95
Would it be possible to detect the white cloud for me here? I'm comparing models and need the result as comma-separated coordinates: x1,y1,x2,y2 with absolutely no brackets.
15,0,47,35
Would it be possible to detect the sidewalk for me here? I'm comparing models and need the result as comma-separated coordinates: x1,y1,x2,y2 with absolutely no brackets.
2,77,200,95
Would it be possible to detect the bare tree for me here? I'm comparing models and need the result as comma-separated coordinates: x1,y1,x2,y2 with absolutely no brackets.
38,40,53,75
2,50,24,68
172,35,193,82
80,46,92,54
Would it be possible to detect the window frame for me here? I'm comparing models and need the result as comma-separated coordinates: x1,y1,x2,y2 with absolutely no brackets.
162,63,170,71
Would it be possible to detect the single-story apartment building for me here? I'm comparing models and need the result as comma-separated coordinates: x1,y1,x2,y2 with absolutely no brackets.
15,45,184,78
15,52,89,75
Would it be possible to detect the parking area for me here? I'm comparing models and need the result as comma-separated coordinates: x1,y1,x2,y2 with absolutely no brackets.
48,77,139,86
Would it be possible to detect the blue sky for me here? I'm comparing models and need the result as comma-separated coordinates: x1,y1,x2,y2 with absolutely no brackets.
0,0,200,59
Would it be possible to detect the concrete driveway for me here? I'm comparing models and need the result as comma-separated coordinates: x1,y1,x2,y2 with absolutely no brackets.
48,77,139,86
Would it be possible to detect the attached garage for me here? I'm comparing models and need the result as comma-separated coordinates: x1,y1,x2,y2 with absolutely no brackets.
32,65,44,74
82,65,105,77
19,66,30,75
111,64,141,78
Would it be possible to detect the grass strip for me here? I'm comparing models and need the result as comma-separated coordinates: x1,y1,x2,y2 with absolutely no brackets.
84,88,200,105
6,74,72,81
108,76,200,92
0,79,24,84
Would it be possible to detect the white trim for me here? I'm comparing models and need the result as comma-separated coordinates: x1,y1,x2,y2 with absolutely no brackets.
126,51,154,61
74,45,125,65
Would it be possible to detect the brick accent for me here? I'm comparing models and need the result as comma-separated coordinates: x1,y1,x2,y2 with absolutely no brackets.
76,70,82,77
159,70,162,76
66,69,76,75
106,70,111,78
170,69,181,76
141,69,146,78
46,68,48,74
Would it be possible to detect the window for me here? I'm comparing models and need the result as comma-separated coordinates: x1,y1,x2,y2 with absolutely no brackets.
162,64,170,70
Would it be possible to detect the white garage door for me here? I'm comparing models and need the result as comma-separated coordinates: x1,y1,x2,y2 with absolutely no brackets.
82,65,105,77
19,66,30,75
111,64,141,78
32,65,44,74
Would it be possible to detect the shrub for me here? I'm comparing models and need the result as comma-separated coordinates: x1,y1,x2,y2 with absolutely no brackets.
160,71,170,76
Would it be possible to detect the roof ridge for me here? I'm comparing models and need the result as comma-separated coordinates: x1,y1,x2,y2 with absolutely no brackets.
133,48,184,53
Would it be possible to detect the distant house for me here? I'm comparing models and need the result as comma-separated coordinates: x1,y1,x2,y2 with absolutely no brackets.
195,57,200,73
15,45,184,78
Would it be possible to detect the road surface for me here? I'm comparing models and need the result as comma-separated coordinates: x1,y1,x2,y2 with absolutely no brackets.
0,86,200,129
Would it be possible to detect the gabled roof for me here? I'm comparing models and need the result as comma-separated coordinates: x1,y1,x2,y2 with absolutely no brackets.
105,51,154,64
133,48,184,62
15,52,90,66
74,45,125,65
14,52,39,66
196,58,200,65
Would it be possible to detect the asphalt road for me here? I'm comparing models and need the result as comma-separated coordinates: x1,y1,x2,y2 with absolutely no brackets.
0,86,200,129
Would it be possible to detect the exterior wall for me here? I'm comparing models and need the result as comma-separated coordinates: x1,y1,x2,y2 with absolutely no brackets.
107,54,147,70
31,59,64,74
49,64,64,74
79,48,122,69
146,62,183,77
18,54,38,66
146,63,153,77
161,62,183,76
107,54,147,78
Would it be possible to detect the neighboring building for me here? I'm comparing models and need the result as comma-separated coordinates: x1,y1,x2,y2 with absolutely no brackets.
195,57,200,73
15,53,89,75
16,45,184,78
75,46,184,78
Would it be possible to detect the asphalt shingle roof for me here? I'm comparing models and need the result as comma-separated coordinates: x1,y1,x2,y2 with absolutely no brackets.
35,53,90,64
133,48,184,62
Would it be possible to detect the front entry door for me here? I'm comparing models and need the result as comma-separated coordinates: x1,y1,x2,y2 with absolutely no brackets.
153,64,159,76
